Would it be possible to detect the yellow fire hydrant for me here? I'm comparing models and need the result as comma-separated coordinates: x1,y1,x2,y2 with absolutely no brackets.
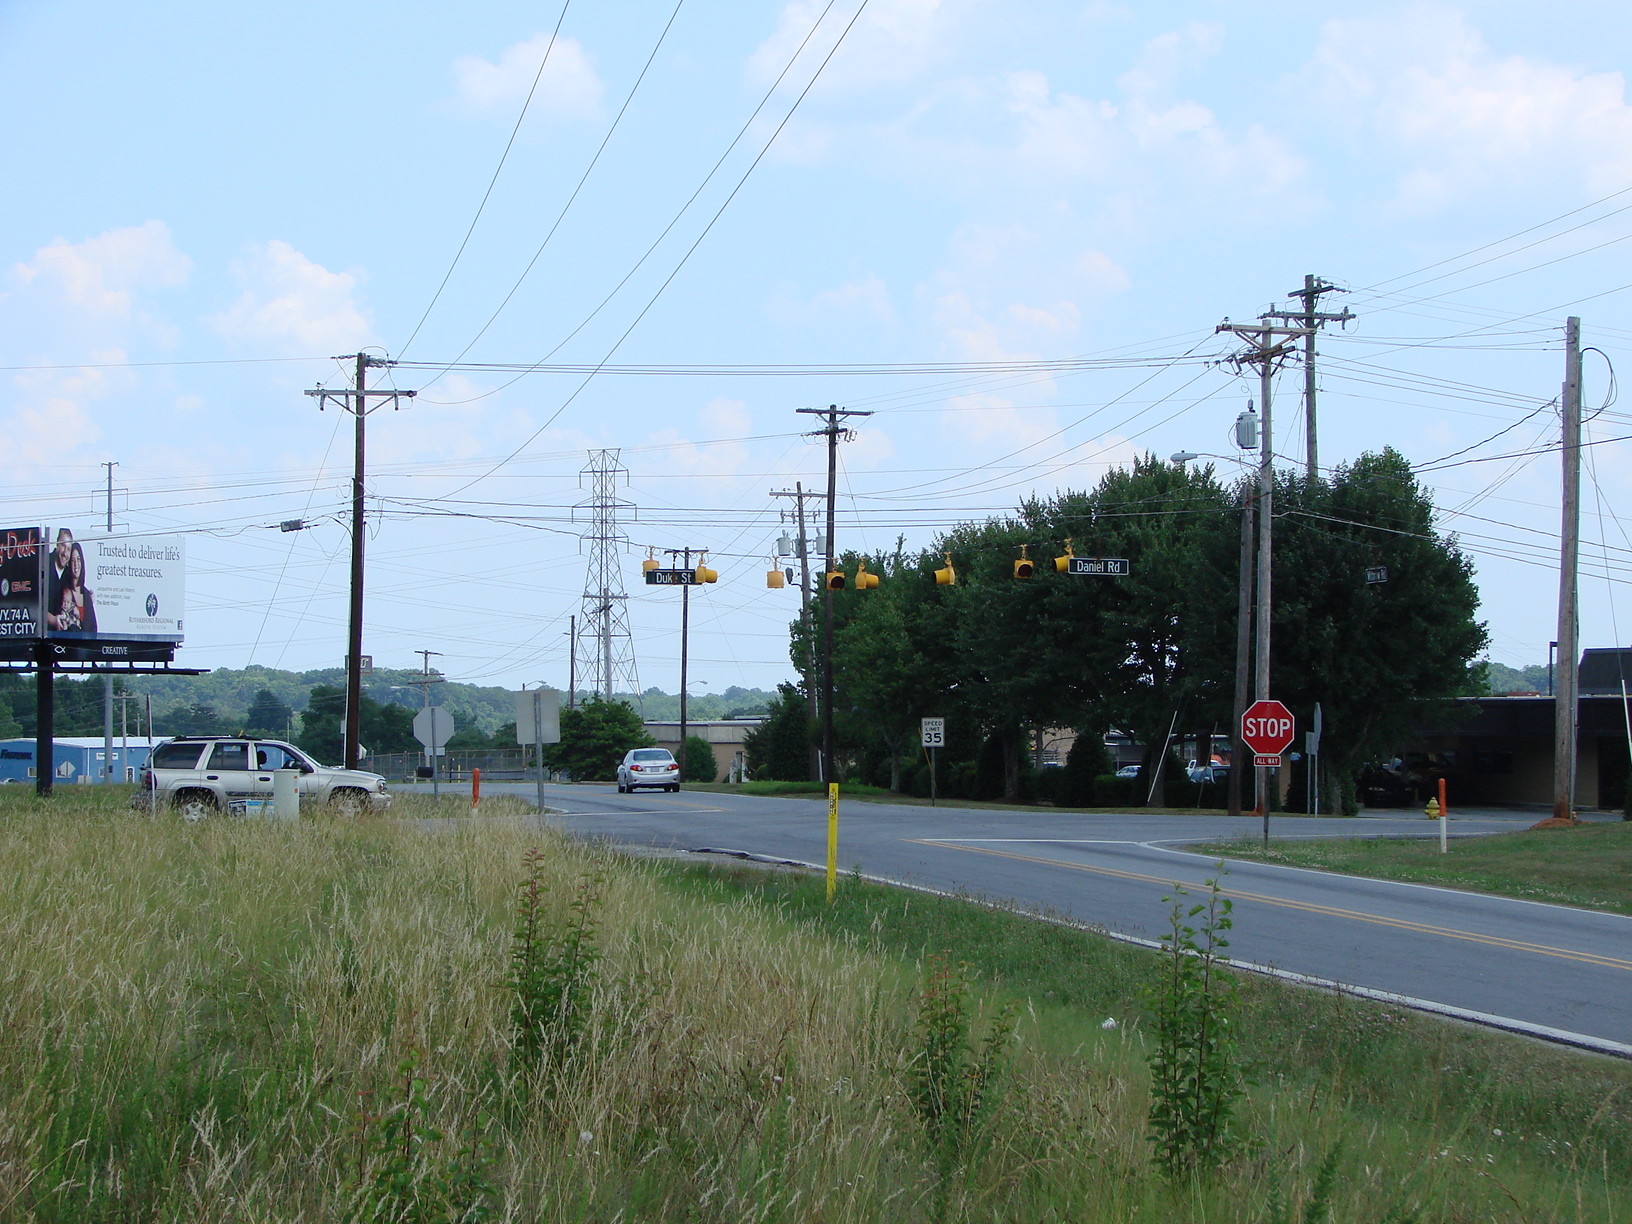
1425,797,1441,820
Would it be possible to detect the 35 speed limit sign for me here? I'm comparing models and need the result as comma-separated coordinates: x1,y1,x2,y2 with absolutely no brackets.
921,718,945,748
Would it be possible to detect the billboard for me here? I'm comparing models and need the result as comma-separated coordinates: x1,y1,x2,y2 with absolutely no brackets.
0,527,45,640
43,526,185,644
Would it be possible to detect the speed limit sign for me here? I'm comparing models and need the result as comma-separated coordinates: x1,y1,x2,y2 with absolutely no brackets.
921,718,945,747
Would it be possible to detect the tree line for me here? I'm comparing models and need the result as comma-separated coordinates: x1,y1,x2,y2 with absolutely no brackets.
750,449,1487,813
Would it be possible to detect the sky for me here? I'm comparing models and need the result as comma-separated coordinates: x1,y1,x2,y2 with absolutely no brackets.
4,1,1632,701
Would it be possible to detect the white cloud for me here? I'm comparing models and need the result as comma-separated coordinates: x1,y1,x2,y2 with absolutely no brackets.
1116,21,1224,100
453,34,603,119
11,220,190,317
2,357,120,466
210,241,374,355
1306,7,1632,208
750,0,953,94
771,274,896,328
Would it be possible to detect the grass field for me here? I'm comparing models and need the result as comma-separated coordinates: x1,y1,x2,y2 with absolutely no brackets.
1197,819,1632,916
0,785,1627,1222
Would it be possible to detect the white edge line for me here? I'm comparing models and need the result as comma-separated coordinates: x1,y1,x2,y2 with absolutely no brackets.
686,847,1632,1062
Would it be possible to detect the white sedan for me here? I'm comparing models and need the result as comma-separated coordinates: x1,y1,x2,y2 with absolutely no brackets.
617,748,680,793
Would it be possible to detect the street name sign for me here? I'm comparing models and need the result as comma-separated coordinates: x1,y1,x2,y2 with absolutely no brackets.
645,569,700,585
1066,557,1130,576
1241,699,1295,767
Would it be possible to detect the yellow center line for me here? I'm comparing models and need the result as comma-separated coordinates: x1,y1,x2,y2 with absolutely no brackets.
911,839,1632,974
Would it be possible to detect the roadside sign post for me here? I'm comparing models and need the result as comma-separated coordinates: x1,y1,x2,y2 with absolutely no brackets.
413,706,454,800
515,687,562,816
826,783,839,903
1241,699,1296,845
921,717,944,807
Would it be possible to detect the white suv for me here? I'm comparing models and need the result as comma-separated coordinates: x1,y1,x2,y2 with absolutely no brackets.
137,736,391,820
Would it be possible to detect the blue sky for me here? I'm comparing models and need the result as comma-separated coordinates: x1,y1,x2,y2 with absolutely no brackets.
3,1,1631,698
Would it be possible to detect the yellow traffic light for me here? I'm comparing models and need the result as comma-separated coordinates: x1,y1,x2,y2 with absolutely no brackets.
825,571,847,590
766,567,785,589
694,564,718,583
642,551,659,575
855,560,879,589
1053,538,1074,573
1013,544,1034,579
934,552,956,586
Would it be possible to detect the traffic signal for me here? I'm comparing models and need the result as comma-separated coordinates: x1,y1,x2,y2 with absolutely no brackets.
694,562,718,583
825,570,847,590
1053,539,1074,573
1013,544,1034,579
642,551,659,575
934,552,956,586
766,565,785,589
855,560,879,589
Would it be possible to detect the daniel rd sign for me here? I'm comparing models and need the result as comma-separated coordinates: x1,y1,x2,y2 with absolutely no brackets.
1241,699,1296,767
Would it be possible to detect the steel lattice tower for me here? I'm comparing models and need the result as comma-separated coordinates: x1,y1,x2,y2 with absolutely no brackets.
574,449,640,703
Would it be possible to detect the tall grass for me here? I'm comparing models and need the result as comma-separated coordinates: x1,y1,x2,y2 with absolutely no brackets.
0,789,1626,1221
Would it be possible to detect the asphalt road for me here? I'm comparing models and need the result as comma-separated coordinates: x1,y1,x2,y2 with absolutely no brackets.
441,782,1632,1057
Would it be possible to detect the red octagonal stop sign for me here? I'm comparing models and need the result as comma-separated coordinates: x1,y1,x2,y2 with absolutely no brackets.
1241,699,1296,762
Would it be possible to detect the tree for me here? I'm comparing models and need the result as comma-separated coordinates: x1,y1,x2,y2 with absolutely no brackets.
682,735,717,783
545,696,650,781
245,689,293,738
742,683,812,781
1269,449,1487,811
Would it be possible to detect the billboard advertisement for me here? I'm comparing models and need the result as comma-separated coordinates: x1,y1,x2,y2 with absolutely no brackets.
43,527,185,644
0,526,45,640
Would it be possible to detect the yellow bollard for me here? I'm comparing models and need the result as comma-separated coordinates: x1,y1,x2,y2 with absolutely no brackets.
1425,796,1440,820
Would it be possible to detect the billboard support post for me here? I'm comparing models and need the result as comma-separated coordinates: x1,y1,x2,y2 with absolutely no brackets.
34,640,54,798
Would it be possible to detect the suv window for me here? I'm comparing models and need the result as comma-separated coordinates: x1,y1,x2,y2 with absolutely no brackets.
254,743,306,771
208,742,251,771
152,742,205,769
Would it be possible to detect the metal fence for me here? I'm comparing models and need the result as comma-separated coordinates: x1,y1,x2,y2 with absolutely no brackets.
366,750,543,783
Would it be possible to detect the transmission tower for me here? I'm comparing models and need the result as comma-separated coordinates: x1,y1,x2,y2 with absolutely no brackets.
574,449,641,703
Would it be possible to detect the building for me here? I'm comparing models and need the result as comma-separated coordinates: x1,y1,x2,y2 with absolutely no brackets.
0,737,162,785
1403,648,1632,810
645,719,764,783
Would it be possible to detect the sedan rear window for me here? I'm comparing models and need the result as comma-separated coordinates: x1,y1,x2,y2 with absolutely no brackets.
631,750,674,762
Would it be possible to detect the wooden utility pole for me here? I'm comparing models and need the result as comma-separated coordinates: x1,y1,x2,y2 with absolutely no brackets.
796,405,871,784
1227,483,1255,820
1217,321,1309,837
306,355,414,769
1554,317,1583,823
1263,275,1353,479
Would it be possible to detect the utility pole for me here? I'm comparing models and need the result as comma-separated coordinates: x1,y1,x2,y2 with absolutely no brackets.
1217,321,1309,838
1227,481,1255,820
771,481,820,778
1554,317,1583,823
306,354,415,769
796,405,872,784
102,460,117,783
566,615,577,708
1262,276,1353,479
663,547,706,780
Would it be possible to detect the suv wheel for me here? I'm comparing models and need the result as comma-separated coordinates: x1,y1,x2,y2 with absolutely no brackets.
330,788,367,818
174,790,218,822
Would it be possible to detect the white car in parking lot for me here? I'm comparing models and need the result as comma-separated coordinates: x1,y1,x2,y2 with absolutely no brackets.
617,747,680,793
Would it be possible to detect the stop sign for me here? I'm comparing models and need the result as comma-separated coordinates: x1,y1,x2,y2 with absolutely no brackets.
1241,699,1295,762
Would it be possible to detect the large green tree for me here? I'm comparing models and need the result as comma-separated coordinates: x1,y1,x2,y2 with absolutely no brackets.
1268,448,1487,810
545,696,651,781
742,683,812,781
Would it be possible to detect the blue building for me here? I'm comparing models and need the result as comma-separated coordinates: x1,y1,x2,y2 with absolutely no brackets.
0,737,160,785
